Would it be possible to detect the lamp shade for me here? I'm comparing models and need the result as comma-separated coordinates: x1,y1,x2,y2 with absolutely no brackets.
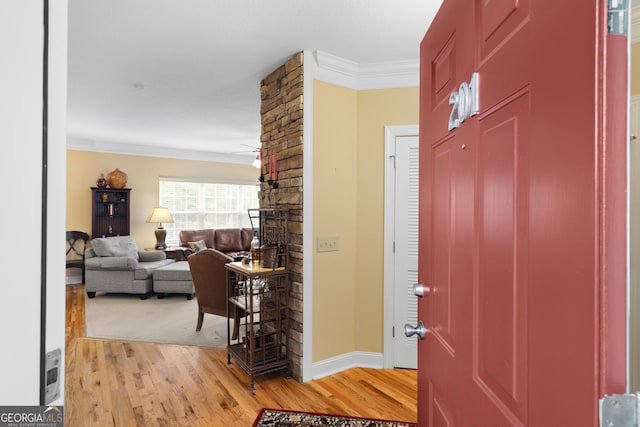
145,207,174,225
146,207,173,250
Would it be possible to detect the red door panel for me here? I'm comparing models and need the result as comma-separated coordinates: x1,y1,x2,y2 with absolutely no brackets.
431,35,457,110
423,135,456,427
421,0,473,143
430,383,454,427
478,0,530,62
474,90,530,423
430,137,455,350
418,0,626,426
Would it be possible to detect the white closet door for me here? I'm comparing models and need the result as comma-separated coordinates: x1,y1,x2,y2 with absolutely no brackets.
393,135,419,369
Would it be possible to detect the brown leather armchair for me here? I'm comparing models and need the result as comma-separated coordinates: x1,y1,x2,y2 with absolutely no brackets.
187,248,245,340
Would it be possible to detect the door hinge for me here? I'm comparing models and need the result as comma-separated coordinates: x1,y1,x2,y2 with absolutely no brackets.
600,393,640,426
390,154,396,168
393,241,395,253
392,326,395,338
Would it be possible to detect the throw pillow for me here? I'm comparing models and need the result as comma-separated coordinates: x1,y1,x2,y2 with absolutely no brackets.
188,240,207,253
91,236,139,260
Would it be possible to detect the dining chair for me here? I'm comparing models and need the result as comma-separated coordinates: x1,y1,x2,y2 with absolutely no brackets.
66,230,90,284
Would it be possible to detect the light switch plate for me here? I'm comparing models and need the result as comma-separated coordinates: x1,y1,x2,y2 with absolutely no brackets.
317,236,339,252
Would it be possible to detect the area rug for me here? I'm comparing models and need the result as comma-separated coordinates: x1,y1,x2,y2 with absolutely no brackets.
253,409,416,427
84,293,229,348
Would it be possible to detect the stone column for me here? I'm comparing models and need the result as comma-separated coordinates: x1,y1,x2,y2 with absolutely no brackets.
260,52,304,381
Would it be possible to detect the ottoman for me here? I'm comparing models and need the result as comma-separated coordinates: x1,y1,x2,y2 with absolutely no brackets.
152,261,195,299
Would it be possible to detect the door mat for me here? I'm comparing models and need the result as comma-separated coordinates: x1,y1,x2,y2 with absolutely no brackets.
253,408,416,427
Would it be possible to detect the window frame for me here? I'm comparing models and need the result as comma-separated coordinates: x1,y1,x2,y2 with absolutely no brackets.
158,177,260,247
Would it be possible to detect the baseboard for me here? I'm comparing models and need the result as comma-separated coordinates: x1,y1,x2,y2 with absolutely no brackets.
311,351,383,380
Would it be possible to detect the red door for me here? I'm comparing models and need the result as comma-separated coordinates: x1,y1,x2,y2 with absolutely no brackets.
418,1,627,426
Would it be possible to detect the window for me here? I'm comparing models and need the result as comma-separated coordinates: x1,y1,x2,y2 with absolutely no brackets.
159,179,260,247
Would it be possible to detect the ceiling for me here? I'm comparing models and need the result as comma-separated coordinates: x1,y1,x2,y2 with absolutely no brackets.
66,0,444,165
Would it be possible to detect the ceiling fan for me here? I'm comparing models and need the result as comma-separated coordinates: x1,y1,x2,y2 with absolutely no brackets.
230,144,261,168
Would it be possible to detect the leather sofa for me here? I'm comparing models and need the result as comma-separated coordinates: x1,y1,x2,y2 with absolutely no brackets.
179,228,253,260
84,235,175,299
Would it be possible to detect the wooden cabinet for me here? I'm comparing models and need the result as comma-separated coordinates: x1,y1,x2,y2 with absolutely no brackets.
225,208,290,390
90,187,131,239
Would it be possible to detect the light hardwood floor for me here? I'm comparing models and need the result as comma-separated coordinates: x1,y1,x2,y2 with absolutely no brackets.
65,284,417,426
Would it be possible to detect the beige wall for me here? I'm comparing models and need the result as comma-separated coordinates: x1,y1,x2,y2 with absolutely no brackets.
67,150,258,249
313,81,359,361
355,87,419,352
312,81,419,362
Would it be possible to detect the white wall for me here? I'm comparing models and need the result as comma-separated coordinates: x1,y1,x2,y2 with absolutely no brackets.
0,0,67,405
47,0,68,407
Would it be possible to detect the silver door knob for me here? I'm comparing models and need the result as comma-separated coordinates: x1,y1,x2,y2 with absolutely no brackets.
413,283,430,297
404,320,428,340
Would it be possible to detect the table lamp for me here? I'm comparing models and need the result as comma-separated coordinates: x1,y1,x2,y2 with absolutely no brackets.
145,207,174,249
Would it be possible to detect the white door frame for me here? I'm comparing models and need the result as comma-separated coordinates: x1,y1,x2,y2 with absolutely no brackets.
629,94,640,391
383,124,419,369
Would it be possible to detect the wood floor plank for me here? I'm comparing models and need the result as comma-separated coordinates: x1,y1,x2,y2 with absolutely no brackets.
64,284,417,426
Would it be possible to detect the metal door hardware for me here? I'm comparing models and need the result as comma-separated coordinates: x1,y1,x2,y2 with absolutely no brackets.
413,283,430,297
404,321,428,340
600,393,640,426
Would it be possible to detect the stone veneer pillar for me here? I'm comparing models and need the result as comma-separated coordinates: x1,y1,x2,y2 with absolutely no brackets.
260,52,304,381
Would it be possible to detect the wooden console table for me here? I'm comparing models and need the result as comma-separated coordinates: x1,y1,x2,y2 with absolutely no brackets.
145,246,192,261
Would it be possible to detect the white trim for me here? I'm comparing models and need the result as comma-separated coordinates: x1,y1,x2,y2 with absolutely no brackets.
629,94,640,392
157,176,259,187
302,50,314,382
312,50,419,90
67,137,255,166
48,0,69,406
383,125,419,369
312,351,384,380
630,96,640,123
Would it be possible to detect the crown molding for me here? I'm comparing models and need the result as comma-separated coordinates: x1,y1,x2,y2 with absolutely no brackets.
67,137,254,165
633,5,640,44
312,50,419,90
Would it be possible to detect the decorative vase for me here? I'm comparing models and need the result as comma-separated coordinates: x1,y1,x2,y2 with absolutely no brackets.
96,173,108,188
106,168,128,189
